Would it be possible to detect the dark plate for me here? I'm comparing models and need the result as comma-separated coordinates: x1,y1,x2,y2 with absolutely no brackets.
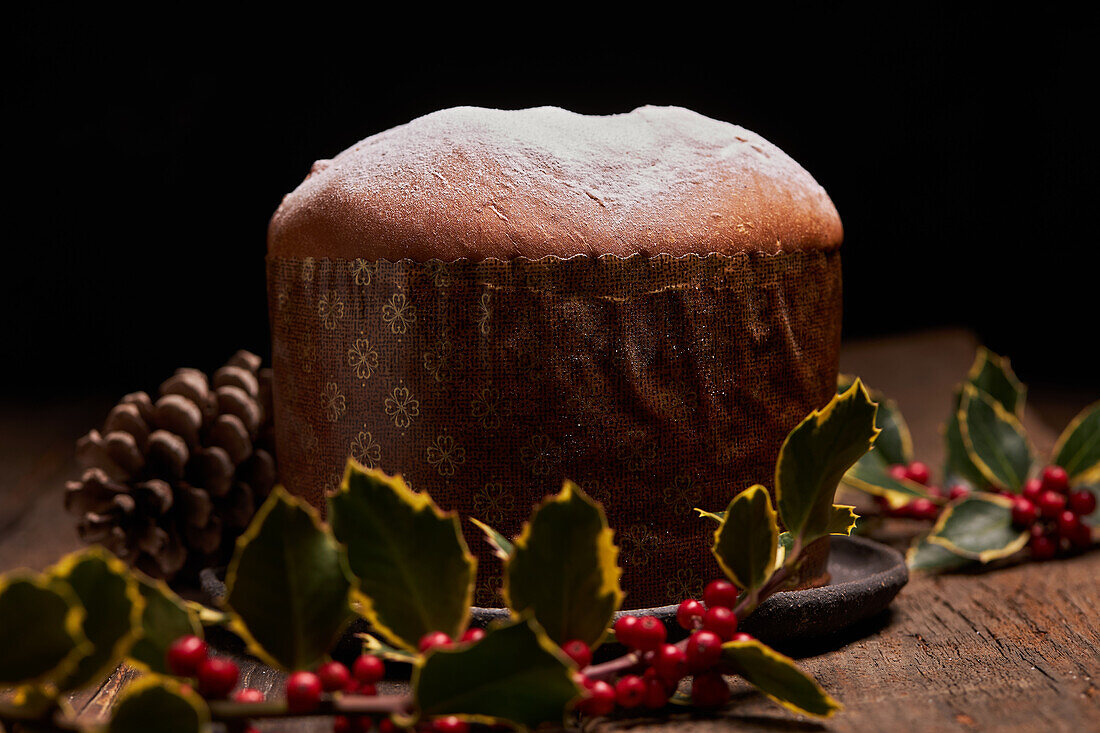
200,535,906,654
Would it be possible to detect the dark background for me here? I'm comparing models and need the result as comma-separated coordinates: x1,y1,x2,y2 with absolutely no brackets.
4,7,1096,398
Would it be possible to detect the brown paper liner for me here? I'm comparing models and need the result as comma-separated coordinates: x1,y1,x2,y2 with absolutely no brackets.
266,251,842,608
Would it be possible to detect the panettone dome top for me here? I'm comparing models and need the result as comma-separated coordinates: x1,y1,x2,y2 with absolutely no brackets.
268,105,842,261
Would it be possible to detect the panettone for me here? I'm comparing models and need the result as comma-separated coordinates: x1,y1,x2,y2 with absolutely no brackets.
266,106,843,608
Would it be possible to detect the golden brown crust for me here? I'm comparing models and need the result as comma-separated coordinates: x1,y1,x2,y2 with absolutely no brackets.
268,106,842,261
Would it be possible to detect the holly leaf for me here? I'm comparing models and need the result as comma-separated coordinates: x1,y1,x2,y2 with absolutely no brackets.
906,536,974,572
698,505,858,536
958,386,1033,492
967,347,1026,416
468,517,514,560
330,462,475,652
504,481,623,648
107,675,209,733
712,486,778,592
721,637,841,718
1052,401,1100,482
358,632,420,663
0,573,90,687
843,449,936,509
776,380,879,546
128,575,203,675
225,487,355,670
413,616,581,729
839,375,913,465
926,494,1029,562
47,548,143,691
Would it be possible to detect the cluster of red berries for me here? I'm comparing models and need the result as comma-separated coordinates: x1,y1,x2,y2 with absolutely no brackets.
571,579,751,715
1011,466,1095,559
878,461,968,520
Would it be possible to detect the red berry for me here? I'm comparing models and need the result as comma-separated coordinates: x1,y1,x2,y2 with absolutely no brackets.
232,687,264,703
285,670,323,713
926,485,946,500
1011,497,1038,527
1069,489,1097,516
459,627,486,644
1066,522,1093,549
949,484,971,501
633,617,667,652
908,498,939,521
561,639,592,668
702,606,738,640
676,599,705,630
1058,510,1082,538
353,718,374,733
1039,490,1067,519
352,654,385,684
888,464,909,482
691,671,730,707
418,631,452,653
1022,478,1043,502
430,716,469,733
730,632,754,643
642,676,669,709
703,579,739,609
905,461,931,485
378,720,398,733
196,657,238,699
166,634,208,677
334,716,352,733
1041,465,1070,494
317,661,351,692
613,615,640,648
343,679,377,696
1029,532,1057,560
578,679,616,716
652,643,687,682
615,674,647,708
686,630,723,671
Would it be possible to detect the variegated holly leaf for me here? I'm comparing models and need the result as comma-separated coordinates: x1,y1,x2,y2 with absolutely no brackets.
47,548,143,691
1052,401,1100,482
721,637,841,717
839,375,913,465
413,616,580,729
225,488,355,670
128,575,203,675
943,389,990,490
776,380,879,546
966,347,1026,416
468,517,513,560
358,631,420,663
698,505,858,536
907,536,974,572
0,573,90,687
504,481,622,648
926,494,1028,562
958,386,1033,492
843,449,936,508
712,486,778,592
108,675,209,733
330,462,475,652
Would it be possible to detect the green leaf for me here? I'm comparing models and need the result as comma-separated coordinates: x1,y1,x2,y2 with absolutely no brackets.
128,576,203,675
413,617,580,729
721,638,841,718
1052,401,1100,482
358,632,420,663
225,487,355,670
906,536,974,572
330,462,476,652
776,380,879,545
843,450,935,508
108,675,210,733
926,494,1029,562
503,481,623,648
47,548,143,691
958,386,1033,492
839,375,913,465
966,347,1026,416
468,517,513,560
0,573,90,687
700,505,859,535
711,486,778,592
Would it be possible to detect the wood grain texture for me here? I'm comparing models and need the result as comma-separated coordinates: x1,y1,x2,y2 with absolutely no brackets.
2,330,1097,732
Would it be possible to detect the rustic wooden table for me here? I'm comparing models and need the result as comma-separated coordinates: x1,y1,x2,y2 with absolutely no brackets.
2,329,1097,732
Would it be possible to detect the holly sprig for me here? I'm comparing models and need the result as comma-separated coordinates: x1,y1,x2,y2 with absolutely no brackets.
834,348,1099,571
0,383,880,732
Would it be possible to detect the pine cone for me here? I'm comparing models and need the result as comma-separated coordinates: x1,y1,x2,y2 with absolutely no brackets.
66,351,277,580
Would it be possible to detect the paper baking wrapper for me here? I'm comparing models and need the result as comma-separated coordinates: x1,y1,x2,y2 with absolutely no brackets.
267,251,842,608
